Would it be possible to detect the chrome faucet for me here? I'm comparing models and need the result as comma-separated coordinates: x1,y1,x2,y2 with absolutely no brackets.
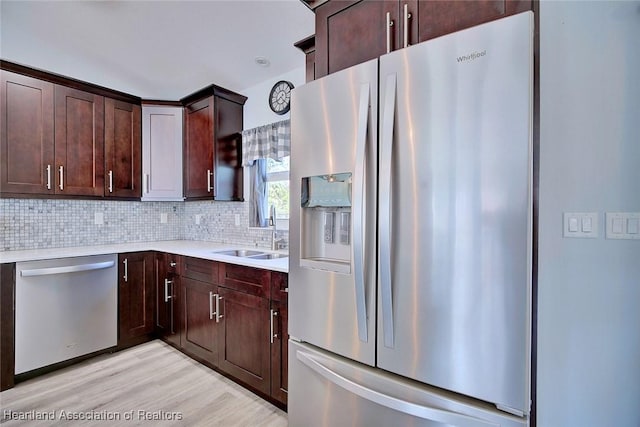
270,205,286,251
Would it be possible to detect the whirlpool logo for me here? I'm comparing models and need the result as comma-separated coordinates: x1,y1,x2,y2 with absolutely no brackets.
456,50,487,63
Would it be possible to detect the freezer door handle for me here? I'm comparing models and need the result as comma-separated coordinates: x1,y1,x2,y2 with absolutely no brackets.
380,73,396,348
353,82,370,343
297,350,498,427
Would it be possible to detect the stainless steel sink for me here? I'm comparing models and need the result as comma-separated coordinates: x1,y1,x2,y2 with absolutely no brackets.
247,253,288,260
211,249,287,260
212,249,264,257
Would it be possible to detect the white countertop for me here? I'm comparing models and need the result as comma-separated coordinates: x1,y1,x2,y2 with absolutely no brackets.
0,240,289,273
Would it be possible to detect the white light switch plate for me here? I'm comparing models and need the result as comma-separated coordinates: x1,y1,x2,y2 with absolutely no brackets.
606,212,640,239
563,212,599,238
160,213,168,224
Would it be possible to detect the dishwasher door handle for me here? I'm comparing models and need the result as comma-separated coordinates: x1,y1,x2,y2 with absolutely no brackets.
20,260,116,277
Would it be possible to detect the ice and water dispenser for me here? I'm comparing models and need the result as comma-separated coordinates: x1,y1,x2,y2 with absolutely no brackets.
299,173,352,274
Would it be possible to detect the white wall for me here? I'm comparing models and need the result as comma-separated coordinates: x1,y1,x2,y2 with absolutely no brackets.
241,66,305,130
538,2,640,426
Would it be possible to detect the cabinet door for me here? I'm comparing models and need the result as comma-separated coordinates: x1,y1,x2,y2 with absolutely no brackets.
1,264,15,391
104,98,141,198
315,0,400,78
54,85,104,196
218,287,271,395
0,71,54,195
416,0,532,42
155,253,181,347
141,105,183,201
270,300,288,405
183,97,214,199
213,97,243,201
118,252,154,344
181,277,218,366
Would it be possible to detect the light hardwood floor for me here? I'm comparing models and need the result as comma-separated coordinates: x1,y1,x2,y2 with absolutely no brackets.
0,340,287,426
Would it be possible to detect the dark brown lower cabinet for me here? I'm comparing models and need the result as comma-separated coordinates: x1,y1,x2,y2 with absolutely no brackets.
270,300,288,405
118,252,154,347
0,263,15,391
218,286,271,395
155,253,181,347
181,277,219,366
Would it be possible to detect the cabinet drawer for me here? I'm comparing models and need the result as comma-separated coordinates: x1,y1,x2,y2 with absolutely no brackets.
219,264,271,298
182,256,218,283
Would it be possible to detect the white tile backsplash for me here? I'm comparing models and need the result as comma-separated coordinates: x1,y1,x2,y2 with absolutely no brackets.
1,199,287,251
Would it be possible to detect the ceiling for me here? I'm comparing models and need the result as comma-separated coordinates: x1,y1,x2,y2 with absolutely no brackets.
0,0,314,100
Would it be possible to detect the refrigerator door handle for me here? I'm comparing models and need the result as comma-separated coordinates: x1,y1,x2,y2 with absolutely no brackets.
297,350,498,427
353,82,370,343
380,73,396,348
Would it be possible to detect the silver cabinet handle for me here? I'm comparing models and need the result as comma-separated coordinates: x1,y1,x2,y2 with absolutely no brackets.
123,258,128,282
170,261,177,267
296,351,495,427
270,309,279,344
164,279,173,302
386,12,394,54
353,82,370,343
403,3,412,48
206,169,213,193
58,165,64,190
144,173,150,194
209,291,215,320
46,165,52,190
20,260,115,277
108,170,113,193
215,294,224,323
380,73,397,348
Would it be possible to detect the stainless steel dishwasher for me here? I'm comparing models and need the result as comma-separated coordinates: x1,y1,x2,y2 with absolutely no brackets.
15,254,118,374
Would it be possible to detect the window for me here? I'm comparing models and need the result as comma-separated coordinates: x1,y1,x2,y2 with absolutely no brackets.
248,157,290,228
266,156,290,221
241,119,290,228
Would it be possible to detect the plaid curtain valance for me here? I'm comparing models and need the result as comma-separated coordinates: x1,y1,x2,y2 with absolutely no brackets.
241,119,291,166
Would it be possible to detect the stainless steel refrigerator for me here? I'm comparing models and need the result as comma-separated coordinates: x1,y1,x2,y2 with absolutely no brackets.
289,12,533,427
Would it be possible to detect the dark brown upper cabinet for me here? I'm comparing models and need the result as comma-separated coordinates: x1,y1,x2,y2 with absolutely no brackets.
315,0,400,78
54,85,105,197
104,98,141,199
294,35,317,83
181,85,247,201
1,71,55,195
312,0,532,79
1,61,142,199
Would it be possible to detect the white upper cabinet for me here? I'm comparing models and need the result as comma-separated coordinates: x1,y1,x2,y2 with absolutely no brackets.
141,105,184,201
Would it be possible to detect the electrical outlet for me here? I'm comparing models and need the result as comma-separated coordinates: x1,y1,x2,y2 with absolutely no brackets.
235,214,240,226
195,214,202,225
161,213,168,224
94,212,104,225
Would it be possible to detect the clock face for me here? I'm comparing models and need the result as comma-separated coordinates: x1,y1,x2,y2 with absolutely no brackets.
269,80,294,115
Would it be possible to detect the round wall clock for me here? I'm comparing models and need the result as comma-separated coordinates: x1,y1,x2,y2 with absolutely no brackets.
269,80,294,115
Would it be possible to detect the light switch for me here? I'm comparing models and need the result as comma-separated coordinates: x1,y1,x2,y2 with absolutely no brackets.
563,212,598,238
568,217,579,232
606,212,640,240
161,213,168,224
612,218,624,234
